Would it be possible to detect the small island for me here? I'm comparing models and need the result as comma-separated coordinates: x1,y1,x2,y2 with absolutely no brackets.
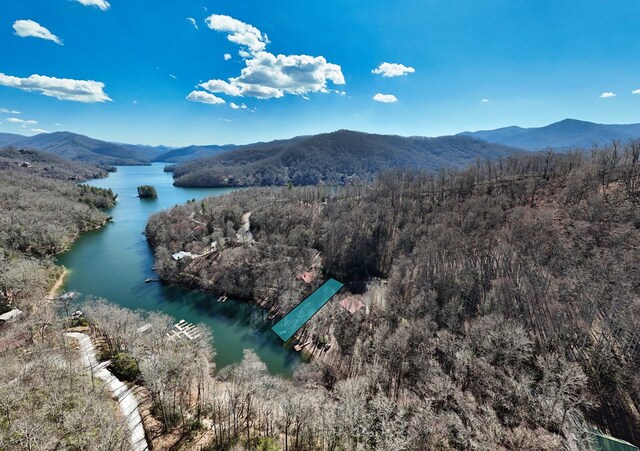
137,185,158,198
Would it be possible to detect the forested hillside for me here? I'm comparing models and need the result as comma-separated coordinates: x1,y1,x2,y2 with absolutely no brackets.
154,143,237,163
148,141,640,448
460,118,640,151
0,158,122,449
0,164,115,312
0,131,152,167
0,147,110,180
170,130,519,187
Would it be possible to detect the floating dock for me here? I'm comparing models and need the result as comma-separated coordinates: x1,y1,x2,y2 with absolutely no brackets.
167,319,201,341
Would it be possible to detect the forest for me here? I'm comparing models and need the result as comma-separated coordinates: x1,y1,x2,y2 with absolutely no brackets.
169,130,518,187
146,141,640,449
0,152,123,449
0,155,116,317
1,141,639,450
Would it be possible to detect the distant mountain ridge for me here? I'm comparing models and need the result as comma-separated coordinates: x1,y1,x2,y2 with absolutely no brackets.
460,118,640,150
153,144,237,163
0,131,152,167
170,129,520,187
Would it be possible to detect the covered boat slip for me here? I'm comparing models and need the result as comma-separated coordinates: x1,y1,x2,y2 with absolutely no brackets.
592,431,639,451
271,278,344,342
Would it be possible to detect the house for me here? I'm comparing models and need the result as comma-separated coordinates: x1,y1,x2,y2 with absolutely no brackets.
340,296,364,314
0,309,22,322
172,251,193,261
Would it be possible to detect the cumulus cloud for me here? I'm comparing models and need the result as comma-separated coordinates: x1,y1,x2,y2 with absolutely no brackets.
196,14,345,101
206,14,269,53
230,102,247,110
0,73,111,103
74,0,110,11
599,92,616,98
373,93,398,103
633,89,640,95
13,20,62,45
0,108,20,114
31,128,49,134
224,53,232,61
186,91,226,105
187,17,198,30
199,52,344,99
482,98,490,103
372,62,415,78
6,117,37,125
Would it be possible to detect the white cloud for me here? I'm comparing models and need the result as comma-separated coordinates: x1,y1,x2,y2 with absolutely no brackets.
6,117,37,125
0,108,20,114
54,122,62,126
199,52,345,99
187,17,198,30
599,91,616,98
230,102,247,110
372,62,415,78
195,14,345,101
206,14,269,53
13,20,62,45
632,89,640,95
169,74,177,80
224,53,232,61
74,0,110,11
373,93,398,103
0,73,111,103
186,91,226,105
482,98,490,103
31,128,49,134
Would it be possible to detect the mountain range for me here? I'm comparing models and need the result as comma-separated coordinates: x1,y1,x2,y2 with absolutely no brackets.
460,118,640,150
0,131,237,167
2,118,640,178
170,129,519,187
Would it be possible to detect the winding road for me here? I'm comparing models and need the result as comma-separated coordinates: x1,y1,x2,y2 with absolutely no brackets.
66,332,149,451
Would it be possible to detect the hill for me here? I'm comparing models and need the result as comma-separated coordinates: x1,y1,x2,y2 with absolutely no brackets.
0,131,152,167
154,144,237,163
460,118,640,150
0,147,110,181
171,129,520,187
0,132,24,147
148,144,640,448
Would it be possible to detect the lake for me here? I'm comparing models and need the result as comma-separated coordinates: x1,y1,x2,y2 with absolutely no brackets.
57,163,298,376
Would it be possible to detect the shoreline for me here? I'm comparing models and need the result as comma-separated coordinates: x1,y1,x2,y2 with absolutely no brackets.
46,267,69,301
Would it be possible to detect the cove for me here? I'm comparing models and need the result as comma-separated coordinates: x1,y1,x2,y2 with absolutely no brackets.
57,163,299,376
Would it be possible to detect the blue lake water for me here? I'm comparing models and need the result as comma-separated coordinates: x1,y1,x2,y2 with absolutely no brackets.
57,163,298,376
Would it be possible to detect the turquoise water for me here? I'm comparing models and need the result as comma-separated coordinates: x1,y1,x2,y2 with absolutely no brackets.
272,278,344,342
56,164,298,376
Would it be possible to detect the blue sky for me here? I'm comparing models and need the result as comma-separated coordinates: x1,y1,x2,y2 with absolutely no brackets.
1,0,640,146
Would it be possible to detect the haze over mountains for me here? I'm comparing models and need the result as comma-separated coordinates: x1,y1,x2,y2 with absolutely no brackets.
2,118,640,179
460,118,640,150
170,130,519,187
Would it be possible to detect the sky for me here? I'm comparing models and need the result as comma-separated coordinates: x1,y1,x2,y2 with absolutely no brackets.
1,0,640,146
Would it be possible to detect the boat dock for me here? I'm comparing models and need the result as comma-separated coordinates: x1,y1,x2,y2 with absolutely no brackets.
167,319,201,341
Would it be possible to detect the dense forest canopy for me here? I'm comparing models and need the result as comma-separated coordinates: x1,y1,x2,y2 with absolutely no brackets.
0,159,116,313
170,130,520,187
0,147,110,180
147,141,640,448
137,184,158,198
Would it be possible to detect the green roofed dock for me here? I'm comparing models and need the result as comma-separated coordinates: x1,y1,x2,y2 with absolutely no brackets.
591,431,639,451
271,278,344,342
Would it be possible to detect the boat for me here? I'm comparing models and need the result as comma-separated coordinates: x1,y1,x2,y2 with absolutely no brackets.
58,291,79,301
